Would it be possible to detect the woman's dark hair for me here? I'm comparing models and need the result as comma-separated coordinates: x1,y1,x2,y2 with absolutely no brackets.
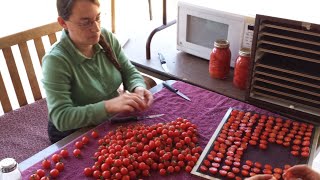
57,0,100,20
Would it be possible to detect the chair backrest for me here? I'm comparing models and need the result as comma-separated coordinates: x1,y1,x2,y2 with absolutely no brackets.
0,22,62,113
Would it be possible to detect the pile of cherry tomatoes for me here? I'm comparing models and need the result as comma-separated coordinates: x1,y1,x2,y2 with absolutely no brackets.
84,118,202,179
197,109,314,180
29,117,202,179
83,117,202,179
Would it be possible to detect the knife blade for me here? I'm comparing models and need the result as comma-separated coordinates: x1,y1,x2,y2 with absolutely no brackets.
110,114,164,123
163,82,191,101
158,53,170,73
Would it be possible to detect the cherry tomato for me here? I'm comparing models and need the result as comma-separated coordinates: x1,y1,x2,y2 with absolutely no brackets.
291,150,299,156
51,154,61,163
34,169,45,178
209,167,218,174
274,168,283,174
227,172,235,179
263,169,272,174
199,165,208,172
83,167,93,177
49,169,59,178
92,170,102,178
301,151,310,157
264,164,272,170
40,176,50,180
73,148,81,157
91,130,99,138
252,167,261,173
29,174,40,180
55,162,64,172
211,162,220,168
232,167,240,174
254,162,262,168
75,141,84,149
185,166,192,173
81,135,90,144
41,159,51,169
60,149,69,158
159,168,167,176
219,169,227,176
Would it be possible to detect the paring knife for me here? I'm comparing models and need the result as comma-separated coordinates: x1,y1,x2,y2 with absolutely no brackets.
110,114,164,123
158,53,170,73
163,82,191,101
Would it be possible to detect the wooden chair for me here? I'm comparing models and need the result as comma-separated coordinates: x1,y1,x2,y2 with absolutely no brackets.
0,22,156,113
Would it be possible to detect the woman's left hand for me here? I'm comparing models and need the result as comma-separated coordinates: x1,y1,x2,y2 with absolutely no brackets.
133,87,154,109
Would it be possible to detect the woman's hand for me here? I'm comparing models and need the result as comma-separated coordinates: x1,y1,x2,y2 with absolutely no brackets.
283,164,320,180
245,174,276,180
104,90,150,114
132,86,154,108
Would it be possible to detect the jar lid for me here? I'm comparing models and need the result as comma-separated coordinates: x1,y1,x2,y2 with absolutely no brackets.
239,48,251,57
214,39,229,48
0,158,17,173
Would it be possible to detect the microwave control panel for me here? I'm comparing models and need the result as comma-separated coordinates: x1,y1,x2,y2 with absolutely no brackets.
242,23,255,49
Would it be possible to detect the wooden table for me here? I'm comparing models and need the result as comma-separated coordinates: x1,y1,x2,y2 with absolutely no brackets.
123,23,246,102
20,81,319,179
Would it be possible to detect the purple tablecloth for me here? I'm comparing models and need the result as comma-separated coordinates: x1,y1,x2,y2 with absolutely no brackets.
21,81,275,179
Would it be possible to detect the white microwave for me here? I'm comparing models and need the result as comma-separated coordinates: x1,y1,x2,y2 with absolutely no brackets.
177,0,255,67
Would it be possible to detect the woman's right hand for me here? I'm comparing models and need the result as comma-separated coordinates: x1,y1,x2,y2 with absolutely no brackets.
282,164,320,180
104,91,148,114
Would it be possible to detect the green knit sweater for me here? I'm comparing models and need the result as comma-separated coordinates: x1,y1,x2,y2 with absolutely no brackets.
42,28,145,131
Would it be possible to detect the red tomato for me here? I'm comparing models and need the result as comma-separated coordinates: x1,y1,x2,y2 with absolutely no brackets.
41,159,51,169
92,170,102,178
185,166,192,173
73,148,81,157
49,169,59,178
81,135,90,144
91,130,99,139
29,174,40,180
83,167,93,177
159,168,167,176
75,141,84,149
209,167,218,174
40,176,50,180
219,169,228,176
55,162,64,172
51,154,61,163
227,172,235,179
60,149,69,158
35,169,45,178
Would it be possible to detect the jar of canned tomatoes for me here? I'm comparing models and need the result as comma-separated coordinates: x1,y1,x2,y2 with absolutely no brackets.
233,48,251,90
209,40,231,79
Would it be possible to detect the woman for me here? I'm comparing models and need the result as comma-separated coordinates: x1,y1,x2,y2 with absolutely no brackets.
42,0,153,143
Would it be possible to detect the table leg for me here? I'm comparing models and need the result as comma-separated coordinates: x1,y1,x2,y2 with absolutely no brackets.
146,0,176,60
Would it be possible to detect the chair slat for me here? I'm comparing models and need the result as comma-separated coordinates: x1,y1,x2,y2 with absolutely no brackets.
0,22,62,49
48,33,57,45
18,42,42,101
33,37,45,66
2,47,28,107
0,72,12,113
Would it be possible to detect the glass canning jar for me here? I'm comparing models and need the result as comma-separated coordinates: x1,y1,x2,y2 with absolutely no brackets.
233,48,251,90
209,39,231,79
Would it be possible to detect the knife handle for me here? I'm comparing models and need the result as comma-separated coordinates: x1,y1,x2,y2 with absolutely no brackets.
163,82,178,93
158,53,166,64
110,116,138,123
